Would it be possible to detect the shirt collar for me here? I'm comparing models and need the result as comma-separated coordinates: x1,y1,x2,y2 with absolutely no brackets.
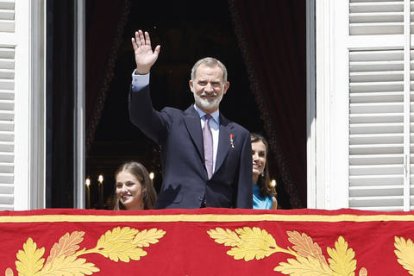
193,104,220,124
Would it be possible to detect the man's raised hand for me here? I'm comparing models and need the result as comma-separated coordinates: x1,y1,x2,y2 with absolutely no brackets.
131,30,161,75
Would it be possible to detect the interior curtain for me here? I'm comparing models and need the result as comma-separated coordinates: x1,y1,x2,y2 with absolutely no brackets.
85,0,130,152
228,0,307,208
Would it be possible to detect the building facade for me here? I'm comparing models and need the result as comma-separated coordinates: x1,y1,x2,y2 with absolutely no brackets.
2,0,410,211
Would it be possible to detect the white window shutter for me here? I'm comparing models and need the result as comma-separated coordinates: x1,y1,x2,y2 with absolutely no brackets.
348,49,405,210
312,0,413,210
349,0,404,35
347,0,410,210
0,0,45,210
0,0,15,210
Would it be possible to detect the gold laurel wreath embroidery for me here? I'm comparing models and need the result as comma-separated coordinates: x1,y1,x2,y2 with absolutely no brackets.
207,227,368,276
394,236,414,274
5,227,166,275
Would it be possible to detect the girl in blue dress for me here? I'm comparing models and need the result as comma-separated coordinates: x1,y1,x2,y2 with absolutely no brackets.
251,133,277,210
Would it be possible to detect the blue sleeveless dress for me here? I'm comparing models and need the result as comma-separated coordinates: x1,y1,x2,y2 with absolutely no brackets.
252,184,273,209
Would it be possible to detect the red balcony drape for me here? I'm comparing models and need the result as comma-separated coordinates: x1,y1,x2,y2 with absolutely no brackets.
1,208,414,275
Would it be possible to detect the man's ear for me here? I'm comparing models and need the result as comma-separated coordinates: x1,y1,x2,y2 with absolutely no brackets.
223,81,230,94
189,80,194,92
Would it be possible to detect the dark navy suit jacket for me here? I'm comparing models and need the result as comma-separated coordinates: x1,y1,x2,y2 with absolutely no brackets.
129,85,252,209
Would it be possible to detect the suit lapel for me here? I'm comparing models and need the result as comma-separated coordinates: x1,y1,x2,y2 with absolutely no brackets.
184,106,204,159
215,115,232,173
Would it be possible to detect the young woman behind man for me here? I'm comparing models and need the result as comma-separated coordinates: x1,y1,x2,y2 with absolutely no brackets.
251,133,278,210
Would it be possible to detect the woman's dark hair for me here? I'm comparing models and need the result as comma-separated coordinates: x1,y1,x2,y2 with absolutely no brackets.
113,161,157,210
250,133,277,198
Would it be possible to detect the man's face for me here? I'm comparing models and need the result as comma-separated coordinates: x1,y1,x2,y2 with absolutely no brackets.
189,64,230,114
